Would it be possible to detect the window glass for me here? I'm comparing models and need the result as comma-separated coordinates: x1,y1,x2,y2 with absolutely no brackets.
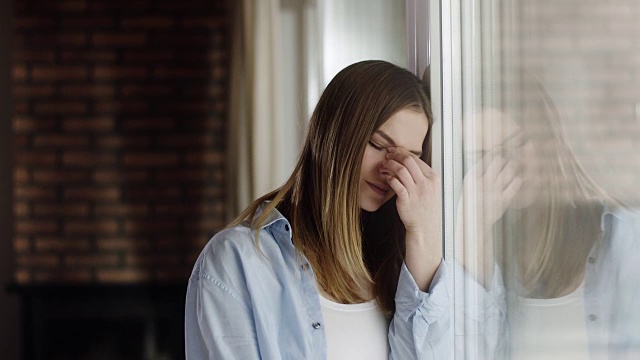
455,0,640,358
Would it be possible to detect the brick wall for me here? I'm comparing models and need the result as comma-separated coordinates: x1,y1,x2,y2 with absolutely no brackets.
12,0,229,284
519,0,640,203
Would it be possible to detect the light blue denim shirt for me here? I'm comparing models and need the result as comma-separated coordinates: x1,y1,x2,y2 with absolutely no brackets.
456,207,640,359
185,204,452,359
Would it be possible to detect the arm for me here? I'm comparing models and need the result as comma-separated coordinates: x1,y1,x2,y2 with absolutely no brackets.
388,260,451,360
185,270,261,360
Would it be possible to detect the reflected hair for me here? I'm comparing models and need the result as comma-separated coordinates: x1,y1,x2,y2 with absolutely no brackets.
230,60,433,316
502,80,612,298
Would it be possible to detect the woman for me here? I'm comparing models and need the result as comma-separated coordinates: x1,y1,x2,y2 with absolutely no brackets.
185,60,451,359
457,81,640,359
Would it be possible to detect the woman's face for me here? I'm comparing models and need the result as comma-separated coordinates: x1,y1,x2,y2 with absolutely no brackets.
359,109,429,212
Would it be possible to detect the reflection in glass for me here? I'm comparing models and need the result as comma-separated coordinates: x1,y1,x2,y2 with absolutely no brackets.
455,0,640,359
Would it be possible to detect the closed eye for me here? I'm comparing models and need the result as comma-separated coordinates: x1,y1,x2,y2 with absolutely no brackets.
368,141,384,151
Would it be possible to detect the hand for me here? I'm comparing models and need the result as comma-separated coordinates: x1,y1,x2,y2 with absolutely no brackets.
383,147,441,238
457,152,522,287
382,147,442,291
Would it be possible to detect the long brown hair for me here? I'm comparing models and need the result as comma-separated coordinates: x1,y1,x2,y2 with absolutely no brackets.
230,60,433,316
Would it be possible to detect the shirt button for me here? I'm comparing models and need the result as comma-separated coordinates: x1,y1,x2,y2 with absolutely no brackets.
588,314,597,321
588,257,595,264
284,224,290,231
312,322,321,329
301,263,309,270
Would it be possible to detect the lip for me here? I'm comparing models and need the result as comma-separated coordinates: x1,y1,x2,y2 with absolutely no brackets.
366,181,390,197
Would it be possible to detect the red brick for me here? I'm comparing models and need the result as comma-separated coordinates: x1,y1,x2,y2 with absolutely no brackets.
59,50,118,63
62,17,115,28
14,101,29,113
156,135,202,148
95,237,151,250
60,85,116,98
123,153,178,167
154,169,207,182
12,65,28,81
14,135,29,148
93,66,147,79
13,84,55,98
96,135,151,149
64,220,119,234
16,220,58,234
95,101,148,113
96,269,152,283
31,66,88,81
33,270,92,283
153,204,206,215
33,169,90,183
90,0,149,12
150,34,210,47
153,66,210,79
186,151,224,165
13,167,30,183
95,204,149,216
186,219,225,232
59,0,87,12
93,169,149,183
12,50,56,62
63,117,115,132
14,16,56,28
125,254,179,266
121,16,175,28
156,2,213,12
124,220,178,234
16,254,60,267
64,187,120,201
125,187,182,200
122,51,175,63
14,270,31,284
62,152,117,166
33,134,90,147
14,236,31,252
13,201,30,217
92,33,147,47
156,102,208,113
15,186,57,200
64,253,120,267
186,187,223,198
121,118,175,131
30,33,88,46
34,203,90,217
181,16,226,28
34,237,92,251
34,102,88,115
13,117,57,133
120,84,175,96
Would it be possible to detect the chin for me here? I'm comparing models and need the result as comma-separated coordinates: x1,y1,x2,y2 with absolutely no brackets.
360,202,382,212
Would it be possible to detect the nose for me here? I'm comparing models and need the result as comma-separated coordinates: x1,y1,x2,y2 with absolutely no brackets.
378,160,391,177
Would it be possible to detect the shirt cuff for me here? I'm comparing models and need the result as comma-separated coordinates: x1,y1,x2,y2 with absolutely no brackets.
395,259,450,325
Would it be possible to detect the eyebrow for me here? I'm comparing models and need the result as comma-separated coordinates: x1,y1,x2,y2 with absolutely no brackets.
374,130,423,156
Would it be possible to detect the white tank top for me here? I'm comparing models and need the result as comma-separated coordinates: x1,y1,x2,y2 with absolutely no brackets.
319,295,390,360
510,282,590,360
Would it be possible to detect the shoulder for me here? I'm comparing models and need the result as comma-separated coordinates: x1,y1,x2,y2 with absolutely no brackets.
603,206,640,257
193,224,262,276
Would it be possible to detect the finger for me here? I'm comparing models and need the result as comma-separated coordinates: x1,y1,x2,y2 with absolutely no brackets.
482,154,507,182
387,147,435,179
383,159,417,191
385,174,409,201
494,160,518,192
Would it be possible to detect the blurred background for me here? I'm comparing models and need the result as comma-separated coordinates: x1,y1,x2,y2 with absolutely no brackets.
1,0,409,359
2,0,640,359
